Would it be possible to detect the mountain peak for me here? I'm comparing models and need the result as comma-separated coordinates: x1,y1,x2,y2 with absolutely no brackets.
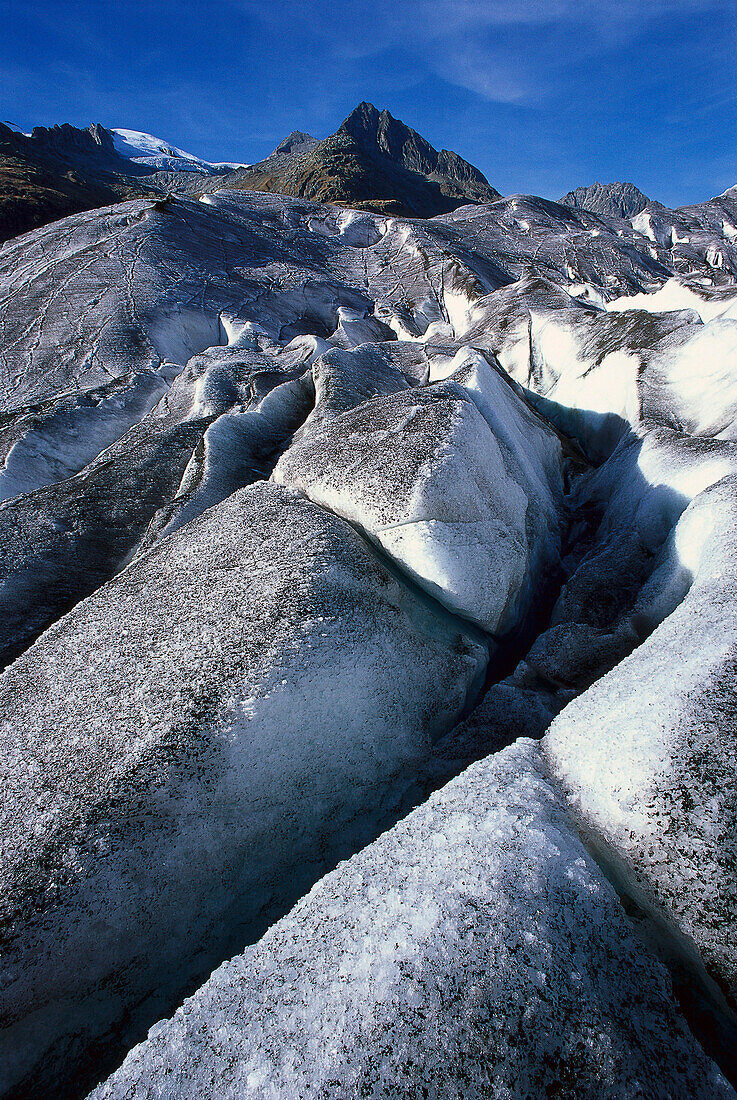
339,101,383,133
339,102,422,159
559,181,651,219
269,130,318,159
338,102,494,193
224,102,499,218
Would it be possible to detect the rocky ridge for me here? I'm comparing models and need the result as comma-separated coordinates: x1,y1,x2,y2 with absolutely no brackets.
559,180,651,219
200,102,501,217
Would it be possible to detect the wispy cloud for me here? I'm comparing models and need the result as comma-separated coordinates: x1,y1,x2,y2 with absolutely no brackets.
229,0,730,104
401,0,729,102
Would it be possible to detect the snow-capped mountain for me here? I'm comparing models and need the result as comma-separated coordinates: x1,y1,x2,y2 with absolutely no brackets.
2,108,737,1100
0,120,247,243
111,127,248,173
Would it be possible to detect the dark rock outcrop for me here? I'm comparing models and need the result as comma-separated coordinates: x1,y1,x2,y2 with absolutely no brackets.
0,122,154,243
560,181,651,219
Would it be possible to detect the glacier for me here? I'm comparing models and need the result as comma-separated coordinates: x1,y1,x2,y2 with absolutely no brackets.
111,129,248,173
1,182,737,1098
89,740,733,1100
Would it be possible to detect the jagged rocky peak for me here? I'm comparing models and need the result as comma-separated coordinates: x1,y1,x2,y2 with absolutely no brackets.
560,180,651,219
216,101,501,218
88,122,116,150
268,130,318,159
22,121,117,159
339,101,494,189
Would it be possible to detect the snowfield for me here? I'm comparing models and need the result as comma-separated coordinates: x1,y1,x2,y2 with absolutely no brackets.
1,182,737,1098
111,128,247,173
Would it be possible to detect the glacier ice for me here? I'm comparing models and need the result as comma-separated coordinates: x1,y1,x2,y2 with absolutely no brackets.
0,481,486,1097
545,467,737,1015
2,182,737,1097
89,741,733,1100
275,348,566,636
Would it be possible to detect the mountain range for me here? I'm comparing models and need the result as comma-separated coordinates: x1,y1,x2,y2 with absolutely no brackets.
8,102,723,245
0,104,505,239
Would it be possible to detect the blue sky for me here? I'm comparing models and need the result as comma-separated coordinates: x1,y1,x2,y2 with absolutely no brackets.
2,0,735,205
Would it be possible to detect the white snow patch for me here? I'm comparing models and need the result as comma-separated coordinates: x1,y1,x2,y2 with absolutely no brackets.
112,129,239,174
